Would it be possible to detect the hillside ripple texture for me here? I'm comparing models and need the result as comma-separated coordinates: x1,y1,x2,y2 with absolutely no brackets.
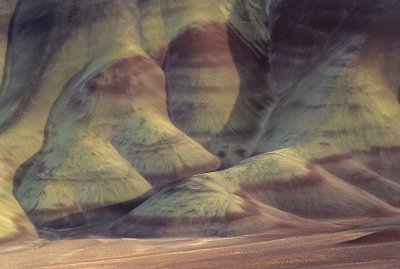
1,0,400,242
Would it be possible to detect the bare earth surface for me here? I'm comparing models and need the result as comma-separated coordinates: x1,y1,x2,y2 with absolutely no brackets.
1,1,400,268
2,223,400,269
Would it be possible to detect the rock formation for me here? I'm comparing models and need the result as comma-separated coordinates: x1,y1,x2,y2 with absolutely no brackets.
112,0,400,237
0,0,400,241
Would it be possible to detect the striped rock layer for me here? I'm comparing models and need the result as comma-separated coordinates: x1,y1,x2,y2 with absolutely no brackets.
0,0,399,240
111,0,400,237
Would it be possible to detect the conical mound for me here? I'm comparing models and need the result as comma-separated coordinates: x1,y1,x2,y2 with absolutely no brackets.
110,148,399,237
2,0,400,241
11,0,220,228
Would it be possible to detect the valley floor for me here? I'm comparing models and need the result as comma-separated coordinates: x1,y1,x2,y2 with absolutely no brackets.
2,221,400,269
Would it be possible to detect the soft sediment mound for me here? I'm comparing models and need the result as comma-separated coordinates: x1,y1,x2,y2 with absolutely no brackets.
101,56,221,185
10,0,219,229
162,0,276,166
1,0,146,236
0,0,136,238
235,152,399,219
14,53,220,228
111,170,337,237
254,0,400,198
13,136,153,228
111,149,399,236
111,0,400,237
2,0,400,240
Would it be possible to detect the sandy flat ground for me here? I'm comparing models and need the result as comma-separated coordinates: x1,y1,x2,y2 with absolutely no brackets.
1,222,400,269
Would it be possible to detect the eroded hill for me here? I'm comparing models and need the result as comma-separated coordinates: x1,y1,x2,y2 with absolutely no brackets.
1,0,400,242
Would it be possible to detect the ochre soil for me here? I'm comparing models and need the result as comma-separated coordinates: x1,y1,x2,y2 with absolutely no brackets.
1,222,400,269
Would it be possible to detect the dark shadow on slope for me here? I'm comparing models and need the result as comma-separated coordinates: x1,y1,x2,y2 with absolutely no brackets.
0,0,62,131
220,0,275,166
342,227,400,245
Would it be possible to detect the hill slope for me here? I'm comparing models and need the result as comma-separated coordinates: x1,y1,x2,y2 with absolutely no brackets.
1,0,400,242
